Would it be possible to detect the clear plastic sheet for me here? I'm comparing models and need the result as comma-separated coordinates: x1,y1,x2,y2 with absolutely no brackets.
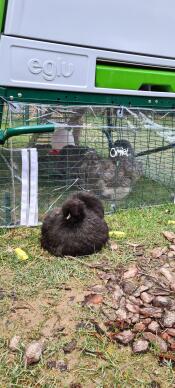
0,102,175,227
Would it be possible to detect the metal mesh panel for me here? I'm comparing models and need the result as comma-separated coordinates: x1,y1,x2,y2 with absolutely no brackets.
0,102,175,227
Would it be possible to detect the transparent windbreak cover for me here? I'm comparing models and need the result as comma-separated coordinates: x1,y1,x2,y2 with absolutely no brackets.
0,103,175,227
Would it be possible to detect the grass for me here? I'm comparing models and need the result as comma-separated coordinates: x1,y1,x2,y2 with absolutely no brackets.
0,205,175,387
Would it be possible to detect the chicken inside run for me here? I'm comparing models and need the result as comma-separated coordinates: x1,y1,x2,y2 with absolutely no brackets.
1,103,175,382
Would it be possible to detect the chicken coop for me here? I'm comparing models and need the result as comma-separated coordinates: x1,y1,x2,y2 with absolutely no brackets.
0,0,175,227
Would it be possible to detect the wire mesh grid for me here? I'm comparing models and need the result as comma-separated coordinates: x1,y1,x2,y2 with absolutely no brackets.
0,102,175,227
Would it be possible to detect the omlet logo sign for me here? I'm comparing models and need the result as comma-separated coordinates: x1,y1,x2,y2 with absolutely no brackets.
28,58,74,81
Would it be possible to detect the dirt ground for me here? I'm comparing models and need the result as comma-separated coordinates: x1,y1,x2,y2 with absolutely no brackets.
1,205,175,387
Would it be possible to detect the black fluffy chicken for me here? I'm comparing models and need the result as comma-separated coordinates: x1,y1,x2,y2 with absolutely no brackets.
41,192,108,257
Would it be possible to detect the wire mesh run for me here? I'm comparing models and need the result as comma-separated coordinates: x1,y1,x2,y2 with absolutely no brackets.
0,102,175,227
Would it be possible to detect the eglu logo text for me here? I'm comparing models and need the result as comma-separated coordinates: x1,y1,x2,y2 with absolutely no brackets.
28,58,74,81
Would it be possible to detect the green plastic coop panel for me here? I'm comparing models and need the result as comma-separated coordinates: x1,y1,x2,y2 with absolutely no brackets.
96,64,175,92
0,0,6,32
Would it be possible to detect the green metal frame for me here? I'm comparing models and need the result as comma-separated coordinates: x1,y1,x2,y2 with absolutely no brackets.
1,86,175,143
1,87,175,108
0,123,55,144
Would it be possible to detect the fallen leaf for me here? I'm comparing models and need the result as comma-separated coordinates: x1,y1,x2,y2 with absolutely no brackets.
123,265,138,279
159,352,175,363
168,220,175,225
81,348,106,360
109,231,126,239
159,267,175,283
127,242,144,248
105,319,129,330
9,336,21,352
90,320,106,335
82,294,103,306
47,359,68,371
151,247,167,259
88,284,105,293
63,339,77,354
162,231,175,242
110,241,118,251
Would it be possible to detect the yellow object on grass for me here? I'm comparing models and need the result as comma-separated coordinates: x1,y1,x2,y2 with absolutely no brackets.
109,231,126,239
168,220,175,225
15,248,28,261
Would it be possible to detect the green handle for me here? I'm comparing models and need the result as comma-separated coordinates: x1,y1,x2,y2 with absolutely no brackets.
0,123,55,144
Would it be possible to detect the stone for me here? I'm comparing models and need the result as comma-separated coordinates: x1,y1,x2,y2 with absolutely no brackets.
162,231,175,242
151,247,167,259
163,311,175,327
153,296,171,308
128,295,142,306
123,265,138,280
134,284,152,297
24,340,45,367
88,284,105,293
141,292,154,304
131,314,140,324
126,302,140,314
114,330,135,345
160,267,175,283
139,307,162,318
168,251,175,259
122,281,136,295
148,321,160,333
115,308,127,321
166,328,175,336
142,318,152,325
169,342,175,351
133,322,146,333
113,285,123,302
132,339,149,354
143,332,167,352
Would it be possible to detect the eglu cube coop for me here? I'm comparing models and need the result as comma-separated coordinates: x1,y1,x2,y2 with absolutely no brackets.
0,0,175,227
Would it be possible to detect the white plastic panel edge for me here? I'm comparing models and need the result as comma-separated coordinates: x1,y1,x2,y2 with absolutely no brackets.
4,0,175,59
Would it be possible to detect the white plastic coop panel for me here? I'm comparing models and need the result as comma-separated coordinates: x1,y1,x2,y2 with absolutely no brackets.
2,36,175,97
4,0,175,58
